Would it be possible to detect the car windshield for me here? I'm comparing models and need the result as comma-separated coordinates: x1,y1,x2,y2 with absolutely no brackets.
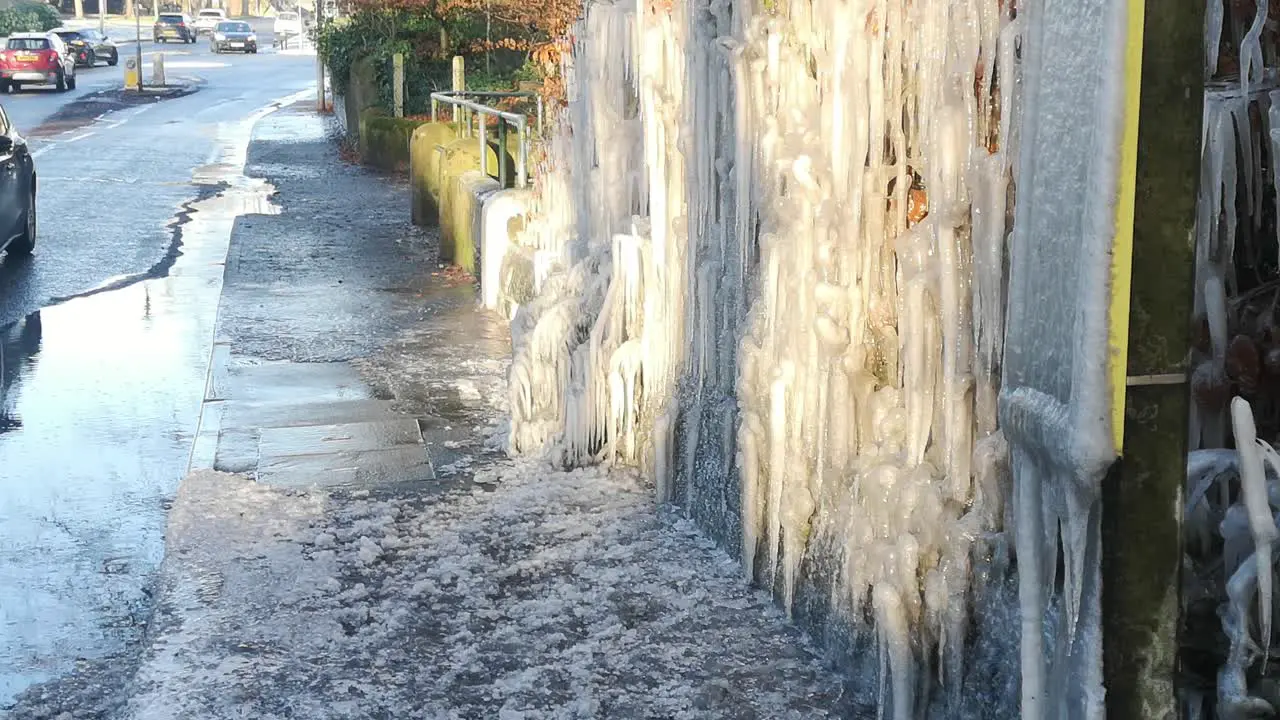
159,15,184,23
277,12,297,20
217,22,249,32
7,38,50,50
53,31,81,42
199,9,223,16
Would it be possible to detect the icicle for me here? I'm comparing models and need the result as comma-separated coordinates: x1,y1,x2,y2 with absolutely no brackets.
1231,397,1279,668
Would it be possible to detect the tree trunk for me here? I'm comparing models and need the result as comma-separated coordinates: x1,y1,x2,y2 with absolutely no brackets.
124,0,134,18
74,0,84,19
440,26,450,57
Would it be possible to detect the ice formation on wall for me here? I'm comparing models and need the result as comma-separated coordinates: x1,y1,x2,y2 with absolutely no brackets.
1188,0,1280,716
502,0,1028,716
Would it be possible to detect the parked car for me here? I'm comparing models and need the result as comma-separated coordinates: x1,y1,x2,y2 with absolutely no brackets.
153,13,196,43
0,103,38,259
210,20,256,54
273,11,301,37
0,33,76,93
193,8,227,35
52,28,119,67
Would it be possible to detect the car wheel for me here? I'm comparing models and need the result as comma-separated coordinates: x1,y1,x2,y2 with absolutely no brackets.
10,82,21,93
86,49,96,67
108,50,118,66
67,71,76,90
55,71,66,92
9,191,35,256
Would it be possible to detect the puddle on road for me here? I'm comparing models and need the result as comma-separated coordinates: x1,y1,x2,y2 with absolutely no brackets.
0,96,307,706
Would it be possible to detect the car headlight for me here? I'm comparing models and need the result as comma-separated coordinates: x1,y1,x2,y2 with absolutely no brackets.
213,33,225,40
247,34,256,42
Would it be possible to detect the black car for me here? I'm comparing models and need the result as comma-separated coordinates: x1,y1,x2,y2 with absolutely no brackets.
0,103,36,258
210,20,257,54
52,28,119,67
153,13,196,43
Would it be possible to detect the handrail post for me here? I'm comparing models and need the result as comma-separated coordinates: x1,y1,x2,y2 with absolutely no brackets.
431,97,438,123
479,112,488,178
498,119,509,187
537,96,544,137
517,117,528,188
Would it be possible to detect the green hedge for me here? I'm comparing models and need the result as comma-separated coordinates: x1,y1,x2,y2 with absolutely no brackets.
316,8,532,119
0,3,63,36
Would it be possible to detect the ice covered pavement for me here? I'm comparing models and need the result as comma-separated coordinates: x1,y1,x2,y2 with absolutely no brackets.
107,460,860,718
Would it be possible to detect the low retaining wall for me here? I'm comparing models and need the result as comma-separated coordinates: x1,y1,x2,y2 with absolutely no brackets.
439,170,501,275
358,109,427,173
480,188,533,313
342,57,378,141
332,92,349,136
407,123,520,276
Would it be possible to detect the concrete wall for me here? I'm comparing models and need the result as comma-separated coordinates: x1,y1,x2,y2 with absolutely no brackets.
332,93,348,136
406,123,518,275
341,56,378,141
358,109,426,173
438,170,501,275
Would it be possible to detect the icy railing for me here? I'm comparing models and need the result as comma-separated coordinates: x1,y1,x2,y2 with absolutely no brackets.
490,0,1058,716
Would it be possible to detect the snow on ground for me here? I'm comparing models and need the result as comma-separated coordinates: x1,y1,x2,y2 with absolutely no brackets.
115,461,859,719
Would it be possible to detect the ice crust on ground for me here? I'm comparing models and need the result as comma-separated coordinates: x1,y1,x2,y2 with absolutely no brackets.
500,0,1028,715
118,467,860,718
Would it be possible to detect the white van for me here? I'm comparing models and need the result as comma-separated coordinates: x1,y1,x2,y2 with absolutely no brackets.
193,8,227,35
273,11,302,37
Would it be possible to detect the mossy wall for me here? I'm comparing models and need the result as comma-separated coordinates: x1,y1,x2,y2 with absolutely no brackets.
440,170,501,273
409,129,514,227
342,56,379,140
358,110,429,173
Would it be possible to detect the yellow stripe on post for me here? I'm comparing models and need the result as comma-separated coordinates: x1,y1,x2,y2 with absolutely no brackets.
1109,0,1146,454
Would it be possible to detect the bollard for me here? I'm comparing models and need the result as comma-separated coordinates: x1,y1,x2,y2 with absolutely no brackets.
150,52,165,87
123,53,140,90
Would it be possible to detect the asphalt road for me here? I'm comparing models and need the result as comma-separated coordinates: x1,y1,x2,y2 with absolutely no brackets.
0,29,321,705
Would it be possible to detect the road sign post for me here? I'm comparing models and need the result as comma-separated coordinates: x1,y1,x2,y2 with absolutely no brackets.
135,7,143,91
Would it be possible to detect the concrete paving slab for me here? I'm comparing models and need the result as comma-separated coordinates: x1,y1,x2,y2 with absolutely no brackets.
222,398,400,429
256,445,436,487
257,418,423,458
218,361,374,404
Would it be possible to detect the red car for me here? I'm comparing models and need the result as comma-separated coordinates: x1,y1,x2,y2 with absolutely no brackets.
0,33,77,93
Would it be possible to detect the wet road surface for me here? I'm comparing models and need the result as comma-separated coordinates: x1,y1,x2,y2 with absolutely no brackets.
0,34,317,704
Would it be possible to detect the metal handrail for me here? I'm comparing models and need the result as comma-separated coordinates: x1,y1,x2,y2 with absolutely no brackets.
430,91,539,188
430,90,544,136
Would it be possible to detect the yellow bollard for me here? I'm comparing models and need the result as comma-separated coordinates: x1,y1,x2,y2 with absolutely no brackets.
123,54,140,90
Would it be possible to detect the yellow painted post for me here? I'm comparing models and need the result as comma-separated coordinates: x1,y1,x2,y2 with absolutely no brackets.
1101,0,1202,716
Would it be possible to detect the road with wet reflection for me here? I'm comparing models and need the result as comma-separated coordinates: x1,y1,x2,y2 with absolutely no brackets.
0,36,318,703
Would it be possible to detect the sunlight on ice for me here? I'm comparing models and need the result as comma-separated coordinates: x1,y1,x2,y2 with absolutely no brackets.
490,0,1082,716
